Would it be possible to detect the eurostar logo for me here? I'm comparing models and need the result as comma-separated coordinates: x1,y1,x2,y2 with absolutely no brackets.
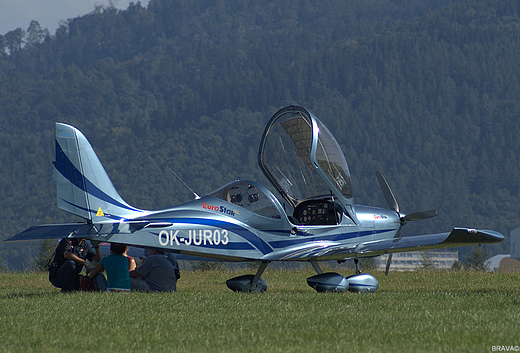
202,203,240,216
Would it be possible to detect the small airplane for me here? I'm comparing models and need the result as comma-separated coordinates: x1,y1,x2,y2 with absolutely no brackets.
6,105,504,292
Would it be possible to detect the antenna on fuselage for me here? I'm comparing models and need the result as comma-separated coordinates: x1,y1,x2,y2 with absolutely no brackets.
168,167,201,200
147,155,201,200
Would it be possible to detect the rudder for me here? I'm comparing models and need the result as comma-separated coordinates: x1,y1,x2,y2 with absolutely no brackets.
53,123,143,221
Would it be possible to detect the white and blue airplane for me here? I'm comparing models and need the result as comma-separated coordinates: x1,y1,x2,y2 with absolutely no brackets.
6,106,504,292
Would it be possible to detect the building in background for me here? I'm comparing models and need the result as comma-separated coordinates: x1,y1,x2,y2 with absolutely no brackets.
377,249,459,271
485,227,520,271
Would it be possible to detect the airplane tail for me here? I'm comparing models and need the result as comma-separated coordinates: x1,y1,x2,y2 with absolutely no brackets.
53,123,144,222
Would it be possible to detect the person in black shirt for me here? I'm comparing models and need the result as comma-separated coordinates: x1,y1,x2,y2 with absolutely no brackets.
129,250,179,292
49,238,101,292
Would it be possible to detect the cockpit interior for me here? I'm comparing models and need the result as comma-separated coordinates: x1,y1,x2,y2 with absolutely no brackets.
292,199,342,225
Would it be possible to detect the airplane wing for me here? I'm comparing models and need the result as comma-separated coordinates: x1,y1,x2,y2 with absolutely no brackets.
261,228,505,261
356,227,504,255
5,223,91,241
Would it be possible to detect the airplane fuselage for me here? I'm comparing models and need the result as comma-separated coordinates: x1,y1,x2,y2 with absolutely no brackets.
88,194,401,263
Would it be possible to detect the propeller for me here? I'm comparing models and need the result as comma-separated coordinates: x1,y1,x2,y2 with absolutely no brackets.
375,171,438,275
376,171,399,213
401,209,438,223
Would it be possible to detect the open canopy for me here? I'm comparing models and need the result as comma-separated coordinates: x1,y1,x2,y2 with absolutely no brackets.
258,106,354,212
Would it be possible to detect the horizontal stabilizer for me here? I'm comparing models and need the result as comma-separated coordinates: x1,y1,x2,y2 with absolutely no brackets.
5,223,90,242
5,220,178,243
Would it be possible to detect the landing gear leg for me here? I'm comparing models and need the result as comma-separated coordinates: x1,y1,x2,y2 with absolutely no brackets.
226,261,269,292
354,258,360,274
251,261,270,292
310,260,323,274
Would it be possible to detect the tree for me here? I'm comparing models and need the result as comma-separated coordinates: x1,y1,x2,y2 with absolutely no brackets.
464,246,490,272
33,240,57,272
0,34,5,56
4,28,25,54
451,261,462,271
419,251,435,270
26,21,48,47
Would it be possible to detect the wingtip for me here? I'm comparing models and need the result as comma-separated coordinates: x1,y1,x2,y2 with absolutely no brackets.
445,228,505,244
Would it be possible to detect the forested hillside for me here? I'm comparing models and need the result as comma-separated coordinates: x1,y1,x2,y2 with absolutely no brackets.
1,0,519,269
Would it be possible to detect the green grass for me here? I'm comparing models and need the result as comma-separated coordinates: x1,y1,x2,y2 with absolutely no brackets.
1,269,519,353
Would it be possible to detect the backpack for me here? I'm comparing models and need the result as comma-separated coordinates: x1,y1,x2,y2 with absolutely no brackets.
47,249,59,278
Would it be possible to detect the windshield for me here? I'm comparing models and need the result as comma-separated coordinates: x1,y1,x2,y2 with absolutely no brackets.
314,119,353,199
259,106,353,207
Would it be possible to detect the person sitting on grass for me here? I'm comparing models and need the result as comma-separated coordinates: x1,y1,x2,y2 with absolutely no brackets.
89,243,131,292
49,238,102,292
129,249,178,292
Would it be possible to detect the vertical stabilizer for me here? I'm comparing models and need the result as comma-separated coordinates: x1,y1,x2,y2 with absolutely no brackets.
53,123,143,221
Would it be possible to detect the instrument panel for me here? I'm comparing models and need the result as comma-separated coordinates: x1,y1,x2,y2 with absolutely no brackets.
293,200,340,225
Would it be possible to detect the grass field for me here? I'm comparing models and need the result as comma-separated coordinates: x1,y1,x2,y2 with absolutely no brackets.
1,269,519,353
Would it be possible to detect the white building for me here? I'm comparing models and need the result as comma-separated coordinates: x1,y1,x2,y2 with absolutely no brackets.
377,249,459,271
485,227,520,271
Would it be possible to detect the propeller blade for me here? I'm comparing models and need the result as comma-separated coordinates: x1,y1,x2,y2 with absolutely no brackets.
375,171,399,213
401,209,438,223
385,253,393,276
